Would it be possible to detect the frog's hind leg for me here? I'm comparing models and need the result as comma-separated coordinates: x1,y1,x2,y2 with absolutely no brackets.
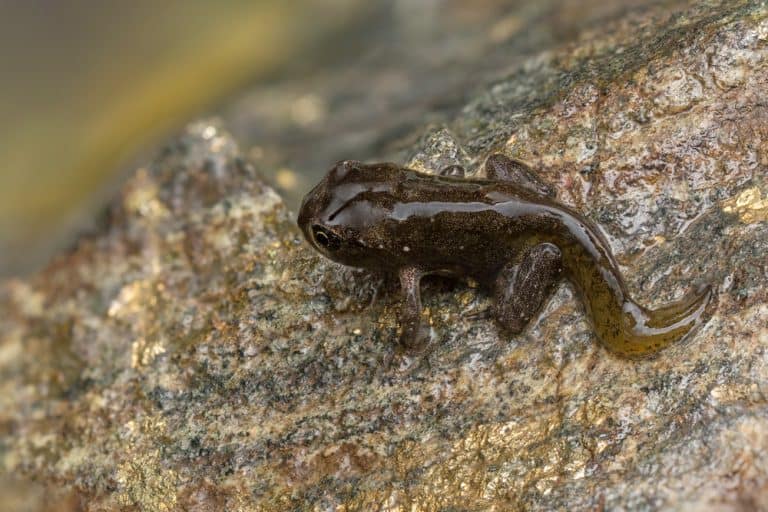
439,164,465,178
493,243,563,335
485,153,555,198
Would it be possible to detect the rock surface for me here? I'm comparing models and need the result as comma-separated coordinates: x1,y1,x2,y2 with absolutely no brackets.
2,1,768,511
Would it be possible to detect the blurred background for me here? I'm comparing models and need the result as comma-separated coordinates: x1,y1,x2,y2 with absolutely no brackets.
0,0,646,279
0,0,369,277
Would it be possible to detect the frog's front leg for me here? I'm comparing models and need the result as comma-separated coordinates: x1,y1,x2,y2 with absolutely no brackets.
493,243,563,335
398,266,431,351
485,153,555,198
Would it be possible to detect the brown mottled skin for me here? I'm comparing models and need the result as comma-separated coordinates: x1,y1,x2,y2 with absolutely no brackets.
298,154,713,358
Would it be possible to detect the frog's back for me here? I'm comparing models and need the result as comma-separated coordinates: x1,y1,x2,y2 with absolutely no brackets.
395,167,550,207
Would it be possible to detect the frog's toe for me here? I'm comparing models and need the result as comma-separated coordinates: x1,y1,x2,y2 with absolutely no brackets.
399,322,434,352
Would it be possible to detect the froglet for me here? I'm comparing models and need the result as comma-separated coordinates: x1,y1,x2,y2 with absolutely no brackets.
298,154,712,358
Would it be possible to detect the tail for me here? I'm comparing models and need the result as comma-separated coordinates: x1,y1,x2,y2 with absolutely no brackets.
610,284,713,357
552,213,714,358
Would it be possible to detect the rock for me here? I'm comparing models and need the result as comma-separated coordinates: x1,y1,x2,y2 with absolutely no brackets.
2,1,768,511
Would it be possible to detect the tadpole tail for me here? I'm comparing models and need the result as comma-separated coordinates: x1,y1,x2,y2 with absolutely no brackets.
552,210,714,358
610,283,713,358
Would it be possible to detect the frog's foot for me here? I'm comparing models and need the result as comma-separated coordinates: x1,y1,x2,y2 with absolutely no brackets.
398,312,434,353
377,330,436,377
485,153,556,198
492,243,563,335
439,164,465,178
397,265,433,351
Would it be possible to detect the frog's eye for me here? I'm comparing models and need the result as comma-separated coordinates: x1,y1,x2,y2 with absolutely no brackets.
312,225,342,251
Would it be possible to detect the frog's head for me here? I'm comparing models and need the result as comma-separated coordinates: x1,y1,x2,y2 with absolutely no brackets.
298,160,401,269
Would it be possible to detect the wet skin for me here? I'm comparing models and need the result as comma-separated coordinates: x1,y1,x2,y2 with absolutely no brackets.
298,154,713,358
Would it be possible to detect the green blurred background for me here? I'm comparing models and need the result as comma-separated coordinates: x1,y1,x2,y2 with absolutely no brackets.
0,0,367,277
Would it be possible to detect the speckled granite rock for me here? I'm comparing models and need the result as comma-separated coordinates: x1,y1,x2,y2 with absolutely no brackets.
3,1,768,511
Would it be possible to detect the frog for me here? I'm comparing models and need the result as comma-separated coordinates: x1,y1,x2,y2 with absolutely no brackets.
297,153,713,358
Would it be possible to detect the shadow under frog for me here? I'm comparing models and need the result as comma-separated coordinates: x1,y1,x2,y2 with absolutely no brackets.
298,153,713,358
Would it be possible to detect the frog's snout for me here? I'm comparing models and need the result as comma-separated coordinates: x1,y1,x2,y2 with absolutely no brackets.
297,197,311,235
